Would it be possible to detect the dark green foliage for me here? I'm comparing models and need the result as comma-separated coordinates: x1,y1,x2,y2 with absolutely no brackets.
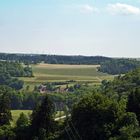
16,113,29,128
15,92,43,110
9,78,24,90
109,112,140,140
0,53,112,65
0,61,33,90
0,125,15,140
44,55,111,65
71,93,140,140
15,113,30,140
0,61,33,77
23,66,33,77
0,85,43,110
0,73,24,90
10,93,23,109
31,96,55,138
119,112,139,128
127,88,140,123
22,93,37,110
71,93,122,140
45,83,55,91
109,125,140,140
0,93,12,126
99,59,140,74
101,68,140,101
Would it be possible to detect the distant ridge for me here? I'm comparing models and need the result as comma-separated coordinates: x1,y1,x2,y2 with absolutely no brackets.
0,52,112,65
0,52,139,65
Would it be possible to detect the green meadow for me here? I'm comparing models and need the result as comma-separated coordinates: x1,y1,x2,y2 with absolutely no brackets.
20,63,114,91
11,110,65,126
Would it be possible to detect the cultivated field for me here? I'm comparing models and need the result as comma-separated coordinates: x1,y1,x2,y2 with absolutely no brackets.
20,63,114,90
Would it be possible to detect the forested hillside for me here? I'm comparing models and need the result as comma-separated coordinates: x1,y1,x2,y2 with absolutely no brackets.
0,53,112,64
98,59,140,74
71,68,140,140
101,68,140,99
0,61,33,90
0,61,33,77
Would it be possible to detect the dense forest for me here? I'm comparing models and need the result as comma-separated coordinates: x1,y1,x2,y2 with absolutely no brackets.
0,53,112,64
98,59,140,74
0,61,33,90
0,61,33,77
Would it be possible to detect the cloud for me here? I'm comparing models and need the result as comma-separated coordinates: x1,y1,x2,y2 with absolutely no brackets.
107,3,140,15
79,4,99,14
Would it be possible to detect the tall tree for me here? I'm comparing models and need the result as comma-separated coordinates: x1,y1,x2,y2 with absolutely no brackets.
15,113,30,140
16,113,29,128
71,93,139,140
127,88,140,123
31,95,54,138
0,93,12,126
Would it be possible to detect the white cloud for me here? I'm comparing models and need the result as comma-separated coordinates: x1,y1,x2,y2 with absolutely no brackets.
107,3,140,15
79,4,99,14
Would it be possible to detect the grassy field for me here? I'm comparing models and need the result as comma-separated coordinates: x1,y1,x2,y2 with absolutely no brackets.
20,63,114,91
11,110,65,126
11,110,32,126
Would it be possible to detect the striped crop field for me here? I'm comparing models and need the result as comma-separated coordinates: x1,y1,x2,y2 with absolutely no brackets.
20,63,114,90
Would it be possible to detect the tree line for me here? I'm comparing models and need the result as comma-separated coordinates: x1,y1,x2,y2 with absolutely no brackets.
0,53,112,64
1,53,140,75
0,61,33,90
0,61,33,77
98,59,140,74
71,68,140,140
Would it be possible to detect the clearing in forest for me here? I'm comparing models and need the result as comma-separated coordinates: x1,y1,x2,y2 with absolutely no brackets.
20,63,114,90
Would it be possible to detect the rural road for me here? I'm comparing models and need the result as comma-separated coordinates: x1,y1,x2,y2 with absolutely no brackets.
55,114,71,121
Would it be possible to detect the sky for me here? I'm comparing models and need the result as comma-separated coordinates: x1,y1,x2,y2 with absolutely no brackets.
0,0,140,57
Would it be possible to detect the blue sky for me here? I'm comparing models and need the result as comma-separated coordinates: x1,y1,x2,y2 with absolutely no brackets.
0,0,140,57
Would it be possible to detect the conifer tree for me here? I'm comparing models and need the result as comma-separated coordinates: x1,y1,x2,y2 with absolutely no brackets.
16,112,29,128
31,96,54,138
0,93,12,126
